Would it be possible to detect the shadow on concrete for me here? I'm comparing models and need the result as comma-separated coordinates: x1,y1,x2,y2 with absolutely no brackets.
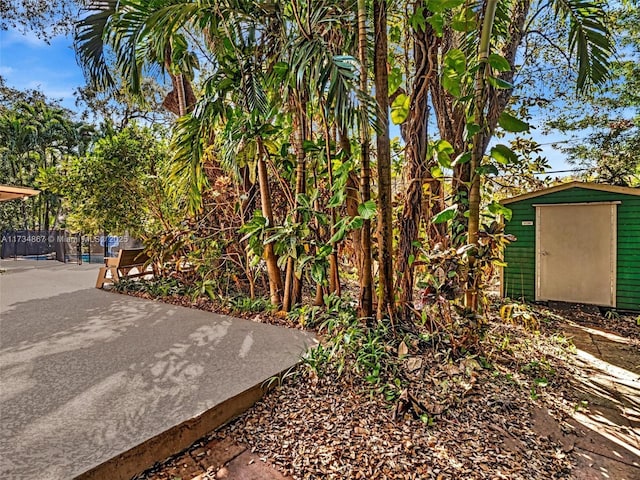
536,317,640,480
1,288,312,479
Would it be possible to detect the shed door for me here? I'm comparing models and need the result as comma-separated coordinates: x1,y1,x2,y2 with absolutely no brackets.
536,203,617,307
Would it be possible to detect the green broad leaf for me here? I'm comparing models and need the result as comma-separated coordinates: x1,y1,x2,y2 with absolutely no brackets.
452,151,471,166
388,67,403,95
426,0,465,14
498,112,530,133
488,201,513,221
328,219,347,244
442,49,466,98
409,6,427,32
476,164,499,176
408,254,415,267
311,262,326,284
317,245,332,257
490,144,518,165
487,54,511,72
357,200,377,220
442,76,461,98
444,49,466,74
391,93,411,125
435,139,454,154
348,216,364,230
437,151,451,169
432,204,458,224
487,76,514,90
431,139,454,168
327,190,345,208
427,13,444,36
451,8,476,32
466,123,481,138
430,166,444,179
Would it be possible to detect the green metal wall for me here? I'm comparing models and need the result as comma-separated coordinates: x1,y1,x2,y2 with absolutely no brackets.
503,187,640,311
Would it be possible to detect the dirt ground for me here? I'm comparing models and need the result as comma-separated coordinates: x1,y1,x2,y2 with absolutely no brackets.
134,303,639,480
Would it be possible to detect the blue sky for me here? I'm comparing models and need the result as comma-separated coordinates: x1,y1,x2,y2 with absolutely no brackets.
0,29,83,111
0,27,576,172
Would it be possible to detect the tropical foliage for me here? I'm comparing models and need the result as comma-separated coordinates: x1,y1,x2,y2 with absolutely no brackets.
546,1,640,186
37,124,174,236
0,85,93,231
1,0,618,346
66,0,614,332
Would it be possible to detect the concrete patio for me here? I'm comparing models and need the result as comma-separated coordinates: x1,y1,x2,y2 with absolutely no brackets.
0,260,314,479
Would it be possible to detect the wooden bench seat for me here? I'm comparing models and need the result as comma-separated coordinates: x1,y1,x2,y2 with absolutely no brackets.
95,248,153,289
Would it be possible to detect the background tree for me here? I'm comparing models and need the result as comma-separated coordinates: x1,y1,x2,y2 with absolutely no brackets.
0,89,92,232
546,1,639,186
37,124,172,236
0,0,81,39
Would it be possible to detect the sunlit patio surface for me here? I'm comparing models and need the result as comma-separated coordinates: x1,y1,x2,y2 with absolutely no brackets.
558,319,640,479
0,260,314,480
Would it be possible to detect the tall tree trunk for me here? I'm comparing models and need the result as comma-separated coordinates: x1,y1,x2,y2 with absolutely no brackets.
428,29,468,241
397,19,439,320
431,2,530,243
312,166,327,307
283,96,307,311
175,73,187,117
257,139,284,306
357,0,373,321
373,0,395,321
466,0,499,311
341,131,364,280
162,45,197,116
320,106,341,296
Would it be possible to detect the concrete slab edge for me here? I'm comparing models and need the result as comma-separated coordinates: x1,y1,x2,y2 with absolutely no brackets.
75,378,271,480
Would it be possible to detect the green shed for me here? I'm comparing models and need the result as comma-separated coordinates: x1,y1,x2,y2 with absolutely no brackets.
501,181,640,311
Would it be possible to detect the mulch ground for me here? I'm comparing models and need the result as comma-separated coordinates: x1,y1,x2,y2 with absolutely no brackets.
126,291,638,480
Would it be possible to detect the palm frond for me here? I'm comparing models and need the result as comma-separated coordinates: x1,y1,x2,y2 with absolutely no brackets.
74,0,118,91
553,0,613,91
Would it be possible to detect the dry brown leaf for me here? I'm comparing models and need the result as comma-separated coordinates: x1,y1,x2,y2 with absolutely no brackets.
398,341,409,358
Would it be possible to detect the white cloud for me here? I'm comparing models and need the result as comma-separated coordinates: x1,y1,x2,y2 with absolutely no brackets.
0,65,15,77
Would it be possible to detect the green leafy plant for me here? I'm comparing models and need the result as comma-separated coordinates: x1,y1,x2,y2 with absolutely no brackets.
500,303,540,331
228,295,272,313
604,309,619,320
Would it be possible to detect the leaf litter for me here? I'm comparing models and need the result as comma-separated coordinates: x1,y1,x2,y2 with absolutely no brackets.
125,289,638,480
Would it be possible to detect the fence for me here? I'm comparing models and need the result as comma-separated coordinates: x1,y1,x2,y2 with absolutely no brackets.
1,230,62,259
1,231,143,263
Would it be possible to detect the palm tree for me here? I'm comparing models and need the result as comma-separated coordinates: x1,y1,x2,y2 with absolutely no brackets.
373,0,395,321
76,0,363,310
75,0,199,116
356,0,373,321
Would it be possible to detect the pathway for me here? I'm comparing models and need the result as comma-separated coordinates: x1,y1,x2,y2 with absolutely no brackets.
534,314,640,480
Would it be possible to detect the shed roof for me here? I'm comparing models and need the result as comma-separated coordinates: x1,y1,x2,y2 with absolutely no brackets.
500,181,640,205
0,184,40,202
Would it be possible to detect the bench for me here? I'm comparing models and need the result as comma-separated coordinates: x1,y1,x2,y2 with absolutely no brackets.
95,248,153,289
